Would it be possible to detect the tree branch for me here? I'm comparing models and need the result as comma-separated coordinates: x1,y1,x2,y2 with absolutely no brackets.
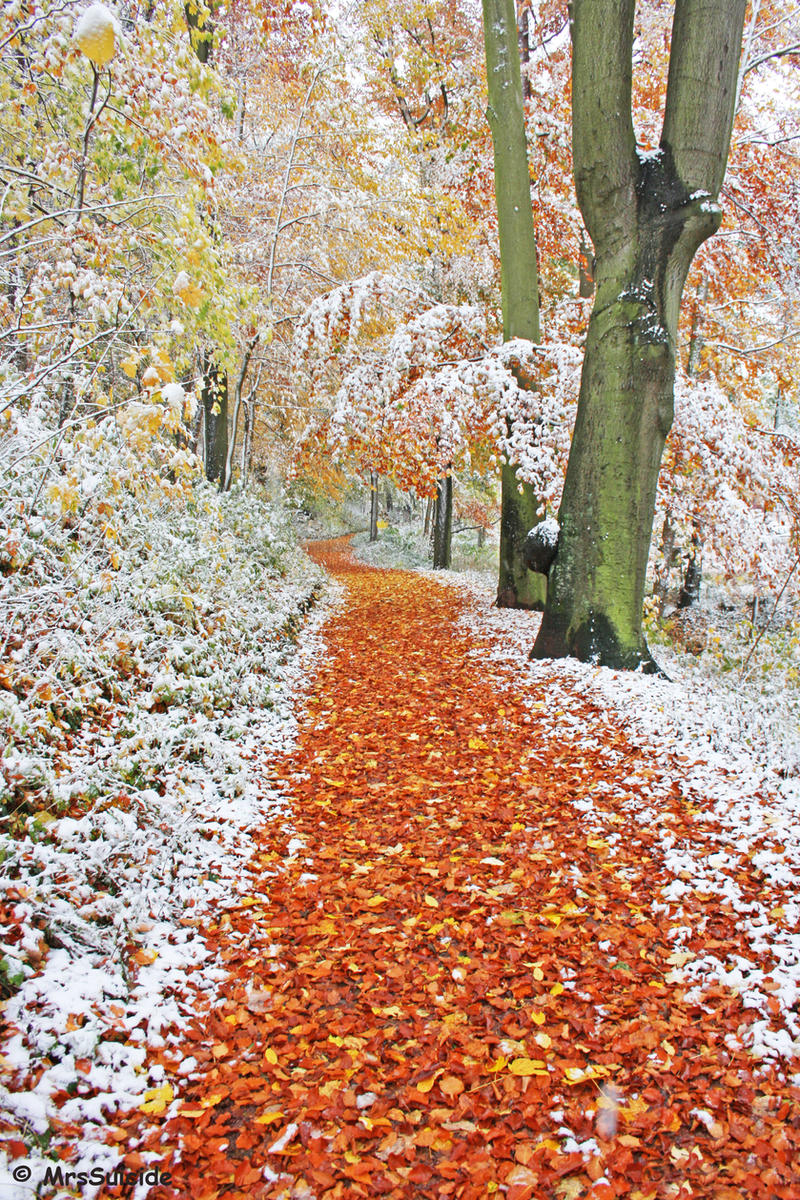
662,0,747,196
568,0,637,247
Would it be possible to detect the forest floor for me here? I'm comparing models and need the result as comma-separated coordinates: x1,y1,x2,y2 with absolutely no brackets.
4,537,800,1199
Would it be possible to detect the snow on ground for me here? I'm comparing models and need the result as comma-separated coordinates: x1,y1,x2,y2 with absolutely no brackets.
0,487,343,1196
435,567,800,1081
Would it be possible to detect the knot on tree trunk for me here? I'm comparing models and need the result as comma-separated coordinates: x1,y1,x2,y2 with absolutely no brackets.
523,517,560,575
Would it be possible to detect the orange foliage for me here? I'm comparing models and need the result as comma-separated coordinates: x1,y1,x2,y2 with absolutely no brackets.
117,543,800,1199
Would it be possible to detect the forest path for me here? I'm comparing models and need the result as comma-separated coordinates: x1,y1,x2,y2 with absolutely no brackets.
131,539,798,1200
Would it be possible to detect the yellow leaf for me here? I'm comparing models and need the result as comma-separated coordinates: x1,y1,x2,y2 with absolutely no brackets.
177,1107,205,1118
508,1058,548,1077
417,1070,443,1093
344,1150,360,1164
263,1047,278,1065
468,736,489,750
313,918,337,935
564,1064,610,1085
587,837,609,851
620,1096,649,1120
424,894,439,908
201,1092,225,1108
75,6,116,66
550,982,564,997
255,1110,283,1126
120,354,139,379
536,1137,562,1153
532,1011,546,1026
555,1178,584,1200
139,1083,174,1115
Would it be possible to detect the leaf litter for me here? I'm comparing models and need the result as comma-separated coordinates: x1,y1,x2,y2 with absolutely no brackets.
6,537,800,1198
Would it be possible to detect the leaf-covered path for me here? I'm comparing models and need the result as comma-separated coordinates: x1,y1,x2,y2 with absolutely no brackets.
131,540,799,1200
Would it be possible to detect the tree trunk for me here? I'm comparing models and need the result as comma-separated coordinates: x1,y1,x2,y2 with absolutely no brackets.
676,281,708,601
240,398,252,489
532,0,746,670
483,0,547,611
369,471,379,542
677,519,703,608
222,335,258,492
185,1,214,63
653,512,677,610
578,228,595,298
423,495,433,537
686,277,708,376
202,355,228,488
497,462,546,609
432,472,453,569
516,2,532,102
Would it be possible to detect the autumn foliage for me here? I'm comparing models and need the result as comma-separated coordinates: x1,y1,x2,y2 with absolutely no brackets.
109,543,800,1199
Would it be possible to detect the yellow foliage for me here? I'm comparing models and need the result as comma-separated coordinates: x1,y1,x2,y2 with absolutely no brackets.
75,5,116,67
508,1058,548,1077
139,1082,174,1115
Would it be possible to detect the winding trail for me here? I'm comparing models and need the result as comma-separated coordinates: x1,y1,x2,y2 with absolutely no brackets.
129,540,799,1200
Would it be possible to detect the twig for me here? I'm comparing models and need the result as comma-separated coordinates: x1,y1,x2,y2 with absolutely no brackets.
739,553,800,677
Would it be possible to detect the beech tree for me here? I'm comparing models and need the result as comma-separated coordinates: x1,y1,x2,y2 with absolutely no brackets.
482,0,546,611
532,0,748,670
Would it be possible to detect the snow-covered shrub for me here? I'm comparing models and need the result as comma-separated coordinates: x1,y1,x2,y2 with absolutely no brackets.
0,381,327,1170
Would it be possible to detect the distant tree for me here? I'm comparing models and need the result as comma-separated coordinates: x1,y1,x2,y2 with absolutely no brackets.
532,0,748,670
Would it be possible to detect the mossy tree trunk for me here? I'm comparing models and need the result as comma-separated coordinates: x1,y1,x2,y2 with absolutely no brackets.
532,0,746,670
482,0,546,612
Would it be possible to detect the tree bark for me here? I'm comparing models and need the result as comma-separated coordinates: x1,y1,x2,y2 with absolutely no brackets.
578,228,595,298
516,1,533,102
432,472,453,569
677,519,703,608
482,0,547,611
497,461,546,609
369,471,379,542
202,355,228,488
185,1,215,63
223,334,258,491
676,279,709,603
532,0,746,670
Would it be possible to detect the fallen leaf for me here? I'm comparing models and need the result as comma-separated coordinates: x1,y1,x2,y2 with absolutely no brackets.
508,1058,548,1076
